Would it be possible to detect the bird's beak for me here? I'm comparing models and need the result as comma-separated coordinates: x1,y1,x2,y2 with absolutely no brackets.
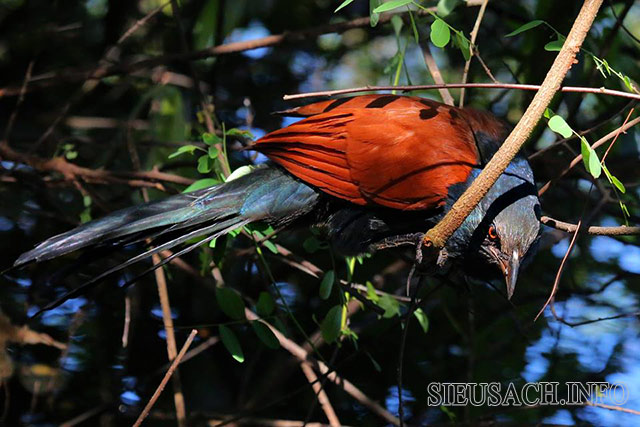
498,250,520,300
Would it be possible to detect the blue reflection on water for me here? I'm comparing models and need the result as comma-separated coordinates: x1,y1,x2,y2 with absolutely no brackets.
225,21,272,59
386,386,415,419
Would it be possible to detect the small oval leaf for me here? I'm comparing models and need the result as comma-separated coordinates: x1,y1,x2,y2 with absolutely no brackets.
319,270,335,300
219,325,244,363
413,308,429,334
256,291,275,317
251,321,280,349
430,18,451,48
321,305,343,343
548,115,573,138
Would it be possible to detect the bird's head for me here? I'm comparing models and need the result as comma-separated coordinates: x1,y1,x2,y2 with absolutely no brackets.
446,157,542,299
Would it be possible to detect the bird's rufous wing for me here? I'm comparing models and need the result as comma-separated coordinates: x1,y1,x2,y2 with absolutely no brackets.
251,95,506,210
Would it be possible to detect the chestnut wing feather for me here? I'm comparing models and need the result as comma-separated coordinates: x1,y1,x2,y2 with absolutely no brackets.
252,95,503,211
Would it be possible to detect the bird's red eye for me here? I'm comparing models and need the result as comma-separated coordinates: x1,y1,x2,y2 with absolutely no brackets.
488,225,498,241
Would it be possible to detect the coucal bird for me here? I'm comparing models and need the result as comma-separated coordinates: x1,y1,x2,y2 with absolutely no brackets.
14,95,541,306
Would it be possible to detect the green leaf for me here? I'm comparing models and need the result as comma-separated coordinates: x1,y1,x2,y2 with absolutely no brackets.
373,0,413,13
365,281,380,303
456,32,470,61
580,136,592,170
505,20,544,37
256,291,275,316
183,178,219,193
437,0,461,17
262,239,278,254
197,155,214,173
548,115,573,138
319,270,335,300
226,165,255,182
168,144,200,159
216,287,246,320
390,14,403,36
413,308,429,334
208,146,219,159
377,294,400,318
544,38,564,51
543,108,553,119
321,305,343,343
370,0,381,27
611,175,626,193
202,132,221,146
430,18,450,48
587,147,602,178
334,0,354,13
251,321,280,349
219,325,244,363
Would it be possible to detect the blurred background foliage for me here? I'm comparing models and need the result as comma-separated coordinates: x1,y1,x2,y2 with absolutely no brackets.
0,0,640,425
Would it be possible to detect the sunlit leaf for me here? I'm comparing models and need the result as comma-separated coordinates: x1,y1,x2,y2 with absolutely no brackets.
319,270,335,300
544,38,563,51
183,178,219,193
365,281,380,303
334,0,355,13
219,325,244,363
505,20,544,37
611,175,626,193
208,146,219,159
377,294,400,318
587,147,602,178
370,0,381,27
251,321,280,349
168,144,200,159
216,287,246,320
226,165,255,182
321,305,343,343
413,308,429,334
548,115,573,138
197,155,214,174
373,0,413,13
430,18,450,48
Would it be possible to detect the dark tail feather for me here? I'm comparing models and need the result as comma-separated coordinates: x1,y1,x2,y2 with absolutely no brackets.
15,166,320,315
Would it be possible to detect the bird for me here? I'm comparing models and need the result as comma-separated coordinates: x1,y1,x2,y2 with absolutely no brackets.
13,94,541,309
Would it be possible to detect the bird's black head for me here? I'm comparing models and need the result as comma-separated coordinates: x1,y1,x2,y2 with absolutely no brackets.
446,157,542,298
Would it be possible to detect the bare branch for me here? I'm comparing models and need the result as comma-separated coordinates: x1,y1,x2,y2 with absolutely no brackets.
423,0,604,249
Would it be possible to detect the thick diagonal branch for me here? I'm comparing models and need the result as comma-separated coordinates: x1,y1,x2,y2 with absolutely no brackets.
423,0,604,249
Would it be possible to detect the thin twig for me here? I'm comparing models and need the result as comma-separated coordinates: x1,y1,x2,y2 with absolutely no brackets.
245,309,400,426
299,363,341,427
420,43,454,106
541,216,640,235
133,329,198,427
2,60,35,142
283,82,640,102
586,401,640,415
459,0,490,107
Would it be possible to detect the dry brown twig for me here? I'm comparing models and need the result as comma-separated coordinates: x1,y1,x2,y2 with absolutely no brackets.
133,329,198,427
245,309,400,426
421,43,455,106
283,82,640,101
459,0,490,107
